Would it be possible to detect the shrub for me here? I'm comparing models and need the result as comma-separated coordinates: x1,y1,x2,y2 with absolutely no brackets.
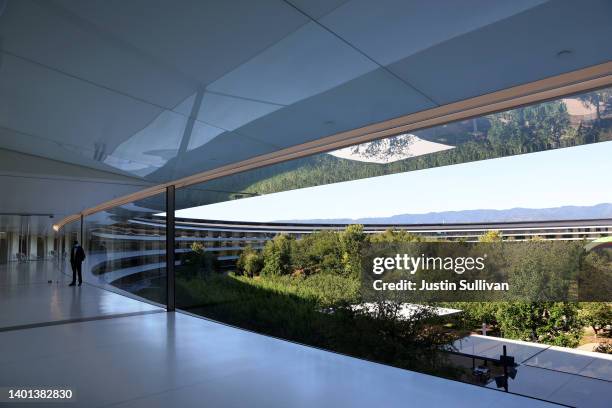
594,343,612,354
496,302,582,347
579,303,612,337
478,230,503,242
237,246,263,277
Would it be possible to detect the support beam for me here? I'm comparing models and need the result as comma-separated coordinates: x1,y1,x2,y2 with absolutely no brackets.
165,185,176,312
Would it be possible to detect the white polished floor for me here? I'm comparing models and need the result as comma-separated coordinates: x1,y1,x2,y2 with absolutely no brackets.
0,262,161,329
0,262,557,407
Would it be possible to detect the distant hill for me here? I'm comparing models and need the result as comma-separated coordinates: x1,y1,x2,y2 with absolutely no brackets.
276,203,612,224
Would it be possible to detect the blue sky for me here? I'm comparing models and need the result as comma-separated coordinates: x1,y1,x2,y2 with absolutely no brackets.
175,141,612,222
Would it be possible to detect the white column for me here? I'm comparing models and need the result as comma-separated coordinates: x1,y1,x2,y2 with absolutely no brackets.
46,234,54,259
10,232,19,261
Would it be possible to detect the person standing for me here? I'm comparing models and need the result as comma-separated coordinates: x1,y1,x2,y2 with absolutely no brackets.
69,240,86,286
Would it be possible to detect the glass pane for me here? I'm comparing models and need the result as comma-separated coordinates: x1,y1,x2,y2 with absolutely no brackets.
172,86,612,396
82,193,166,305
58,220,80,280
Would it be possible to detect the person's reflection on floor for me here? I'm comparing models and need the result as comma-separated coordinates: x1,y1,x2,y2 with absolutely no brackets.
69,278,82,318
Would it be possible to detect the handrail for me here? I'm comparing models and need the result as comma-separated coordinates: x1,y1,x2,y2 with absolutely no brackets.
54,61,612,231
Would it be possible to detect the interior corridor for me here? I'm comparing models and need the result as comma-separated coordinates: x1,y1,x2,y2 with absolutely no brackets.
0,261,162,330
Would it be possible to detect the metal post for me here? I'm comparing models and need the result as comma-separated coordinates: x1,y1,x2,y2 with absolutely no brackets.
166,185,176,312
502,345,508,392
80,214,84,249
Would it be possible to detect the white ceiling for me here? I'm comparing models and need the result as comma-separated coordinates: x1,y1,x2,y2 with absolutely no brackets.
0,0,610,217
0,148,151,232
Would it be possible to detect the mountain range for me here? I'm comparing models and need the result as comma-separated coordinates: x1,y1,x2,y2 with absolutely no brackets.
276,203,612,224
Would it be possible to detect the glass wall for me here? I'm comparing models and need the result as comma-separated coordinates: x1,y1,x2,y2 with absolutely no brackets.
54,86,612,397
169,86,612,394
82,193,167,305
58,219,80,279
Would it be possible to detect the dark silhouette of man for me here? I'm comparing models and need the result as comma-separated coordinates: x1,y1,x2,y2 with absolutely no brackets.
69,240,86,286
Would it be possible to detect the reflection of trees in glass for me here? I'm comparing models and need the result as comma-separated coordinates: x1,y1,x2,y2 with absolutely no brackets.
579,89,612,120
344,133,416,160
231,90,612,197
488,101,570,151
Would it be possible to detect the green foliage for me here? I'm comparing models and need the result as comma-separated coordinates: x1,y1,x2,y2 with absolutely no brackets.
506,241,583,301
174,272,458,378
252,226,367,279
369,229,422,244
579,303,612,336
488,101,570,151
292,230,344,276
478,230,502,242
339,224,366,277
181,241,217,277
448,300,607,349
236,245,263,277
578,250,612,301
578,89,612,121
447,302,502,330
261,234,295,276
169,225,611,380
496,302,583,347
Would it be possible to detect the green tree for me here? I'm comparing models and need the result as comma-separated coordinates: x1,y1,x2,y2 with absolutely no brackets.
578,251,612,301
579,303,612,337
478,230,502,242
340,224,367,277
237,245,263,277
496,302,582,347
293,230,343,275
261,234,294,276
450,302,501,331
369,229,421,244
182,241,217,277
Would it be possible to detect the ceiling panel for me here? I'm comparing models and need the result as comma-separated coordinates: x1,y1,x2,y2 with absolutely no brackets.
387,0,612,104
53,0,310,86
286,0,351,20
0,54,165,166
0,0,195,109
318,0,548,66
156,132,277,181
207,22,378,106
232,68,435,148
